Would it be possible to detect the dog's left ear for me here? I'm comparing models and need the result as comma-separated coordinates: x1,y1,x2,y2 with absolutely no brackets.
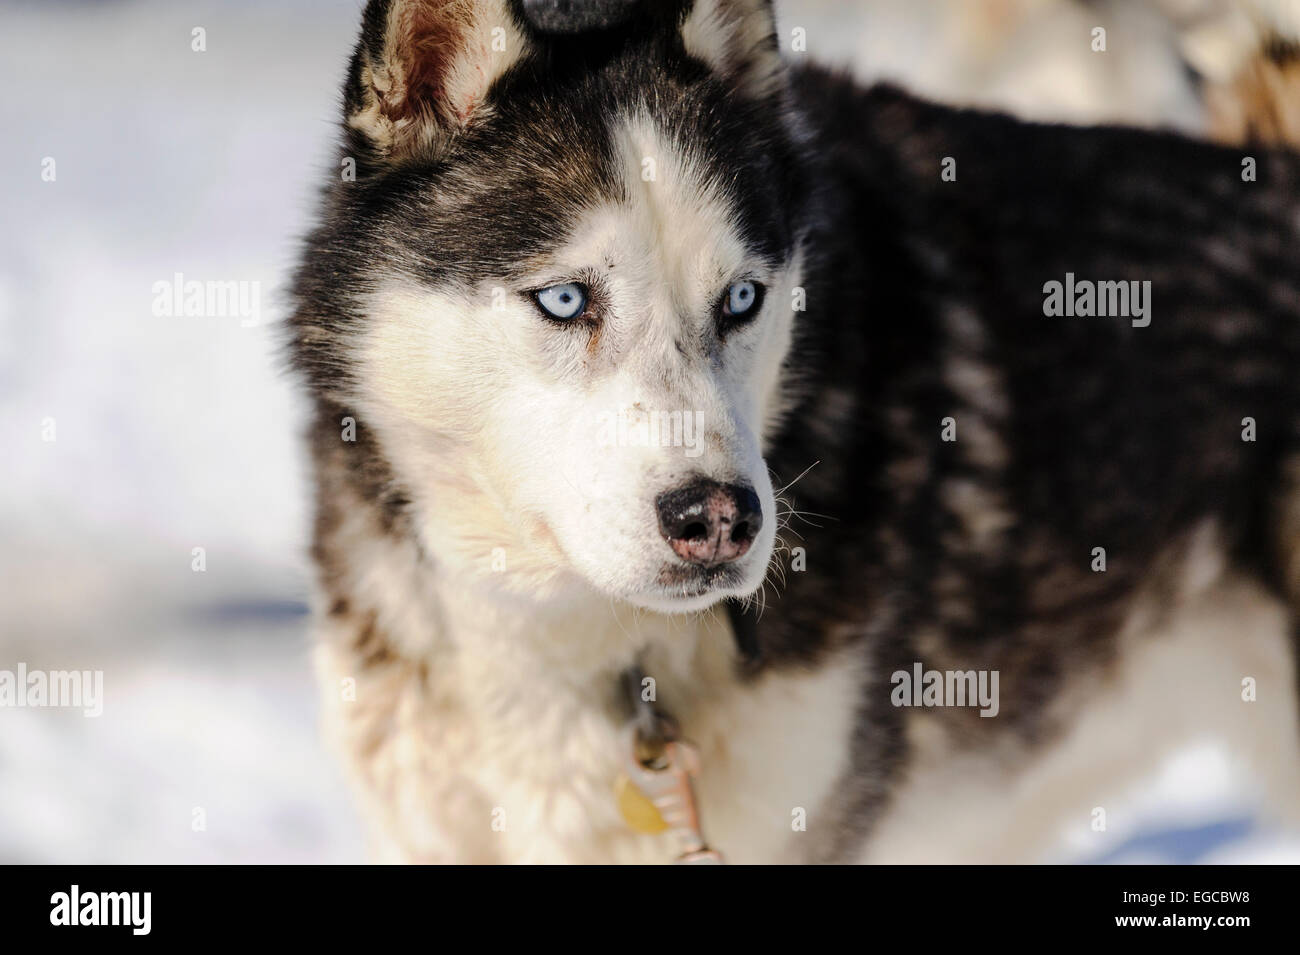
680,0,785,101
345,0,528,162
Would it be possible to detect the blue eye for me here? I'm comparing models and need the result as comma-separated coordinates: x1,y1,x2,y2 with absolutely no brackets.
534,282,588,320
722,280,763,320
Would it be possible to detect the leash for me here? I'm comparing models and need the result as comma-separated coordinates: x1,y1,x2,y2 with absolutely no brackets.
611,600,759,864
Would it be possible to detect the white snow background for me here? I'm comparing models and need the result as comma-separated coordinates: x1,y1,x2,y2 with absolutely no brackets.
0,0,1296,863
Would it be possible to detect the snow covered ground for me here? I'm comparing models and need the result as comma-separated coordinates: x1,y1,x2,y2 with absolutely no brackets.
0,0,363,863
1,0,1296,863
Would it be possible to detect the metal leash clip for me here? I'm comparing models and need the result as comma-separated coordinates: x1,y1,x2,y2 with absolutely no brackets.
614,717,724,864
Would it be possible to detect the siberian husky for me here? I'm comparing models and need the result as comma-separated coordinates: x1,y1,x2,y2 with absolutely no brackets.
288,0,1300,863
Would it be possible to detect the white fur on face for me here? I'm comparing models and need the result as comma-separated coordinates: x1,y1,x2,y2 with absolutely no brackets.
359,111,801,612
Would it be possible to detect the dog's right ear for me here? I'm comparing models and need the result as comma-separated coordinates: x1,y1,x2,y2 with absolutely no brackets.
344,0,527,162
680,0,785,102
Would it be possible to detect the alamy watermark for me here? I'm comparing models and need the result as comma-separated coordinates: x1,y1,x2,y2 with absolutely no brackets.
151,272,261,326
891,662,999,717
596,409,705,458
1042,272,1151,328
0,663,103,717
50,885,150,935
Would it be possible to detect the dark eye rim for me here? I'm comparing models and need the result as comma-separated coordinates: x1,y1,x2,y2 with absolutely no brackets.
529,282,591,323
718,280,767,325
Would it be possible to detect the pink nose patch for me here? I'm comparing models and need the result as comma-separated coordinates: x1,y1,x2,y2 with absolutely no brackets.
656,480,762,567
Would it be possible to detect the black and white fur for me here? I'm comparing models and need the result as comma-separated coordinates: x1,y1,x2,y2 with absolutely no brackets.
288,0,1300,862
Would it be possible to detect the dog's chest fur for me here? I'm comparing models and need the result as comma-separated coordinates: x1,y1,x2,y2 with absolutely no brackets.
312,488,859,863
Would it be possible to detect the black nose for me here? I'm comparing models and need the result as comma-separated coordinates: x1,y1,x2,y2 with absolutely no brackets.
655,480,763,567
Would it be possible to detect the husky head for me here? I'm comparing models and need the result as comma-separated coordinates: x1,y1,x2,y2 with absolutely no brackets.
292,0,809,614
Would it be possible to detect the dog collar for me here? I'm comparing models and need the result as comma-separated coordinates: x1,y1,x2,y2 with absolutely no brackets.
611,600,759,862
614,666,723,864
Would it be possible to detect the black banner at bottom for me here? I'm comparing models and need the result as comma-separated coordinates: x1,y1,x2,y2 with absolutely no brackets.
2,864,1289,940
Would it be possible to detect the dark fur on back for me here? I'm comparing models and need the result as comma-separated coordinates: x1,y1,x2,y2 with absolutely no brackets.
753,71,1300,858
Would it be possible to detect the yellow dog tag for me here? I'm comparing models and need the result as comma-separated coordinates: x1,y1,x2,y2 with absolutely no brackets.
615,772,669,834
